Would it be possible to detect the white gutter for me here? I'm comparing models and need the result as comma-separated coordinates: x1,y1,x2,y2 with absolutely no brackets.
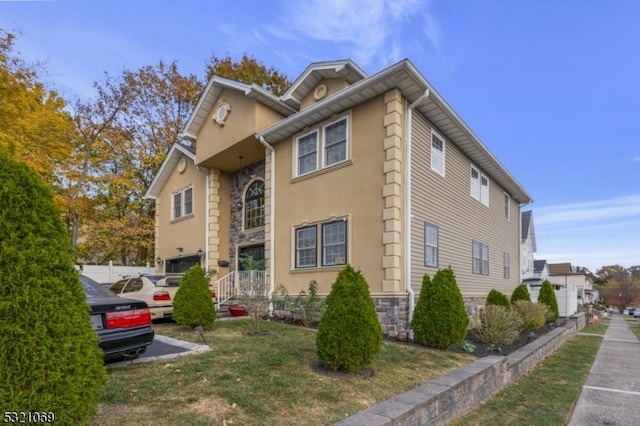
205,172,210,273
259,136,276,304
405,89,430,332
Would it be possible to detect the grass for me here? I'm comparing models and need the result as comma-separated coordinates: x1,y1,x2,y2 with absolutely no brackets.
94,320,474,425
454,320,608,426
581,316,611,335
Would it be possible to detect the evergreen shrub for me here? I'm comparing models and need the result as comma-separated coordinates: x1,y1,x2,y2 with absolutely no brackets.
0,149,106,423
411,268,469,349
316,265,382,372
538,280,559,322
173,265,216,327
513,300,548,330
511,284,532,303
486,289,511,310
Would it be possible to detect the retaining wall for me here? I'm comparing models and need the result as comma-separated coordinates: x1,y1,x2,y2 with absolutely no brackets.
335,313,586,425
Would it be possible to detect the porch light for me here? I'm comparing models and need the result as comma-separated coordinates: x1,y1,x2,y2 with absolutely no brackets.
155,256,162,265
236,200,243,212
197,248,204,258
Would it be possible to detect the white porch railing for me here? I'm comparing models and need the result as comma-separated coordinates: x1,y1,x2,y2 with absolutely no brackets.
215,270,268,310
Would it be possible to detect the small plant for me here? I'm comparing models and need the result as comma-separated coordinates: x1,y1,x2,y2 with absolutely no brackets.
473,305,523,346
461,340,476,353
316,265,382,372
411,268,469,349
511,284,532,303
237,254,268,334
173,265,216,327
513,300,548,330
538,280,559,322
291,280,326,327
487,289,511,310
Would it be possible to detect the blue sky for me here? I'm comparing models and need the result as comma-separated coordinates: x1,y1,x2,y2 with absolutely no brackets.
2,0,639,272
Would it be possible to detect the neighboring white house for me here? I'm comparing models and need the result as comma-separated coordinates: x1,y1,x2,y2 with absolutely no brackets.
521,210,536,280
548,262,593,306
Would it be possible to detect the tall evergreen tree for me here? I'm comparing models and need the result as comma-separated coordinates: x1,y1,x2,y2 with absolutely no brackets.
538,280,559,322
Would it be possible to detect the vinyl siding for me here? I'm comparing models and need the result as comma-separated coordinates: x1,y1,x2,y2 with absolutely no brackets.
410,112,520,297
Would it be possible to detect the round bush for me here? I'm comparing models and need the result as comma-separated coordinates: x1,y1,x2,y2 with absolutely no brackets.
474,305,522,346
511,284,532,303
411,268,469,349
538,280,559,322
0,149,106,423
173,265,216,327
316,265,382,372
513,300,548,330
486,289,511,310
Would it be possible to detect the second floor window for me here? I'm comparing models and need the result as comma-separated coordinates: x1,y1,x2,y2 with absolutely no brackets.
431,131,445,176
424,222,439,267
297,131,318,175
296,116,349,177
470,165,489,206
172,186,193,219
472,240,489,275
244,180,265,229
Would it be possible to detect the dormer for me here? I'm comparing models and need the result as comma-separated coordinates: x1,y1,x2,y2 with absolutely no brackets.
280,60,367,111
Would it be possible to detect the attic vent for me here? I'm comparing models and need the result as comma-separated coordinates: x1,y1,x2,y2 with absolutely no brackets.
313,84,328,100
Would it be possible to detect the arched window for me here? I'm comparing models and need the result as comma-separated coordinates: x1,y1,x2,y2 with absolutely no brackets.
244,180,265,229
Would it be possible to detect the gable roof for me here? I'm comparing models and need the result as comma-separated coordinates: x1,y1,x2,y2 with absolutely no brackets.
182,75,296,141
256,59,533,205
521,210,537,251
280,59,367,110
145,143,198,200
548,262,574,276
533,259,548,273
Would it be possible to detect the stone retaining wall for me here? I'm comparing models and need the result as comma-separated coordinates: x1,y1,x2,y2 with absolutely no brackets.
335,313,586,426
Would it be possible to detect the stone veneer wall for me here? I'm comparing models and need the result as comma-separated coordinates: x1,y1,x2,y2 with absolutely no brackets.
374,297,410,337
229,160,266,270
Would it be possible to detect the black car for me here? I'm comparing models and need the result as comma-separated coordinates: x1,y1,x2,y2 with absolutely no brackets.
81,275,155,361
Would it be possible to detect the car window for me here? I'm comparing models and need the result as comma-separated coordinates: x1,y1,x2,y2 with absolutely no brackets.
109,280,128,294
123,278,143,293
81,275,117,298
145,275,165,285
162,277,182,287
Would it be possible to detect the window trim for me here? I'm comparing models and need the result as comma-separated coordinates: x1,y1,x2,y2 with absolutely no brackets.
295,129,319,176
171,186,194,220
431,130,446,177
321,220,348,267
472,240,489,275
503,251,510,279
322,117,349,168
295,226,317,268
424,222,439,267
244,179,265,230
470,164,489,207
504,192,511,220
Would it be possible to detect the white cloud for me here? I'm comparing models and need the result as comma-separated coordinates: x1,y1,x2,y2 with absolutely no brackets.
535,195,640,226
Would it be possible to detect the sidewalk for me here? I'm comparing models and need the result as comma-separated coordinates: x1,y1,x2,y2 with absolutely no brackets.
568,315,640,426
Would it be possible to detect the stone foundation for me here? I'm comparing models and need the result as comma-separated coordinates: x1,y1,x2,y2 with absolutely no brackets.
374,296,410,337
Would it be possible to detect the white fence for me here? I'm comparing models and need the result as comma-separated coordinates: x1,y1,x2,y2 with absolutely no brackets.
77,261,152,284
528,285,578,317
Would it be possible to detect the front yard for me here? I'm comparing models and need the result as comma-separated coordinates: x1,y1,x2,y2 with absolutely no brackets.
95,320,474,425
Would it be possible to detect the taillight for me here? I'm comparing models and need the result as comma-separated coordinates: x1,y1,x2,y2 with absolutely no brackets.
106,308,152,328
153,291,171,301
211,291,216,299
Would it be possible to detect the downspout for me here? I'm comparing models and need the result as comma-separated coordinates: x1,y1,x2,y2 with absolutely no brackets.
405,89,430,332
205,172,210,273
259,136,276,307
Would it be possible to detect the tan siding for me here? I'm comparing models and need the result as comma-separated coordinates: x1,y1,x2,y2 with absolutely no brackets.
410,113,520,298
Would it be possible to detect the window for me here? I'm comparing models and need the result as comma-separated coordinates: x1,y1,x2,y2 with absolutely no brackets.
295,226,317,268
295,117,349,177
323,118,348,167
322,220,347,266
294,219,348,269
470,165,489,206
504,192,511,220
503,252,510,279
424,222,439,267
296,131,318,175
172,186,193,219
431,131,445,176
244,180,265,229
472,240,489,275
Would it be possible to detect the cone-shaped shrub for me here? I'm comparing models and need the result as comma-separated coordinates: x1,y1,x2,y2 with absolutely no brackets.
173,265,216,327
0,149,106,422
511,284,532,303
538,280,559,322
411,267,469,349
486,289,511,310
316,265,382,372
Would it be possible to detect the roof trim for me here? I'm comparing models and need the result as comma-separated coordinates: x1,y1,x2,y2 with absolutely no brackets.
145,144,198,200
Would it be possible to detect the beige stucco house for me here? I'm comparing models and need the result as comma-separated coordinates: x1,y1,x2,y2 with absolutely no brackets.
145,59,533,335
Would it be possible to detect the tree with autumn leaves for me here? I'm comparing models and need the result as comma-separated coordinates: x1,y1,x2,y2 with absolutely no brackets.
1,28,291,265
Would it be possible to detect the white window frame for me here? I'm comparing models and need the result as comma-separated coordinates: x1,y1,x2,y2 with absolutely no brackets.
322,220,347,266
431,130,445,177
480,174,489,206
172,186,193,220
503,251,510,279
470,164,489,206
472,240,489,275
322,117,349,168
296,130,319,176
504,192,511,220
295,226,317,268
424,222,439,267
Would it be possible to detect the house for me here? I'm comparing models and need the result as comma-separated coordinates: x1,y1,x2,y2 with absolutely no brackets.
145,59,533,335
520,210,537,280
522,259,550,288
548,262,593,305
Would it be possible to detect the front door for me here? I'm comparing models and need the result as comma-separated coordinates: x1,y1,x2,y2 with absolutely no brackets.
238,244,264,271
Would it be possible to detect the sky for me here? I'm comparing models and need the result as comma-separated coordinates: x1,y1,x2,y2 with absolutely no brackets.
2,0,639,273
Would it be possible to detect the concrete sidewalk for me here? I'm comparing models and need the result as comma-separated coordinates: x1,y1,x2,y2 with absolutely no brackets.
568,315,640,426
